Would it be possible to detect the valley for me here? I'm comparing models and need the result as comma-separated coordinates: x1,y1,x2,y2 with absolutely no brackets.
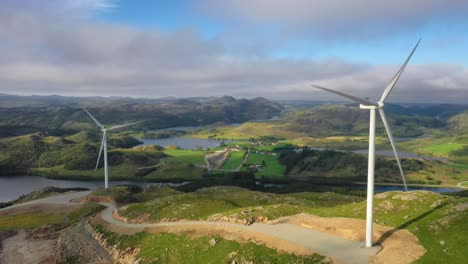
0,95,467,264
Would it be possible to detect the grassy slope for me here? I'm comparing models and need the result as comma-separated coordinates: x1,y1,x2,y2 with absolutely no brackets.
398,136,468,186
193,121,306,140
0,203,103,231
0,213,64,231
399,136,467,158
221,151,245,170
32,162,142,180
245,153,286,177
142,163,205,181
403,160,468,186
120,186,363,221
94,225,329,264
111,186,468,264
32,148,207,181
307,191,468,264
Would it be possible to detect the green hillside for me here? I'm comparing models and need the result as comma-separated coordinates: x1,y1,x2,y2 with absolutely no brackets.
449,111,468,135
0,95,283,138
93,186,468,264
308,191,468,264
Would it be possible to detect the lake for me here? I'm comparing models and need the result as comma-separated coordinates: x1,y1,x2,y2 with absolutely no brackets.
356,184,461,193
138,137,236,149
1,176,462,203
0,176,187,203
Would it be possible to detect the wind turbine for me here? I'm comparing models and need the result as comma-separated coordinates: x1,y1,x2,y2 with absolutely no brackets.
312,39,420,248
83,108,144,189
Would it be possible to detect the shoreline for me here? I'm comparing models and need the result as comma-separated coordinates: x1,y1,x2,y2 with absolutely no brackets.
2,174,463,189
2,174,465,192
352,181,463,189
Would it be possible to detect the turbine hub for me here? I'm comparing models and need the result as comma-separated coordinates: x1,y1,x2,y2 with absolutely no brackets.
359,104,378,110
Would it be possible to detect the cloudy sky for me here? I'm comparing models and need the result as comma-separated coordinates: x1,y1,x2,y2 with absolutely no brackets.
0,0,467,103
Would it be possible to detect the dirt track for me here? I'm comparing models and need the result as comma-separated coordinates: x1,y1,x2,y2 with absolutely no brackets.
96,202,425,264
1,191,426,264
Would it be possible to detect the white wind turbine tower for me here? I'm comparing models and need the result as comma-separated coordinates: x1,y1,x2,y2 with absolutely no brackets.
312,39,420,248
83,108,144,189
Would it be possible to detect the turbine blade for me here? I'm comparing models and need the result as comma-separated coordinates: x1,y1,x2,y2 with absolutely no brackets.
311,84,378,106
108,120,145,131
378,109,408,191
83,108,104,129
379,39,421,103
95,134,105,170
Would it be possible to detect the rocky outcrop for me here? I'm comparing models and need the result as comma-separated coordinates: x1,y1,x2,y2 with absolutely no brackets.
85,196,113,203
113,209,180,224
91,230,140,264
56,223,113,264
207,214,269,225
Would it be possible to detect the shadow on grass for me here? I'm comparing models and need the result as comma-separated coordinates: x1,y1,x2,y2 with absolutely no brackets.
376,201,449,245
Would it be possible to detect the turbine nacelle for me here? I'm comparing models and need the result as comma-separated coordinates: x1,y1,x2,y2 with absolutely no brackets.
359,101,384,109
359,104,380,110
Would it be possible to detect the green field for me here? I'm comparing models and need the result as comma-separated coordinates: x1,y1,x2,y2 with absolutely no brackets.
163,149,206,165
93,225,329,264
461,182,468,187
220,151,245,170
422,143,464,156
245,153,286,177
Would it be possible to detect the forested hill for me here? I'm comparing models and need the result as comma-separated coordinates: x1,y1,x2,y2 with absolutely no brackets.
0,94,283,137
283,104,448,137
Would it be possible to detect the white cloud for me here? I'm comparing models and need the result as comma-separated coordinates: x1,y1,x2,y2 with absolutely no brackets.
199,0,468,39
0,0,466,103
65,0,118,10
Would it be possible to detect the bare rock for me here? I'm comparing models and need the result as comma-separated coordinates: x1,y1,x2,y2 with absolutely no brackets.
392,193,417,201
430,199,445,208
374,193,389,199
452,202,468,212
208,238,216,247
379,200,394,210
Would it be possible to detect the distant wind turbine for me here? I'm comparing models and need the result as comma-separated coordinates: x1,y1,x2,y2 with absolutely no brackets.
312,39,420,248
83,108,144,189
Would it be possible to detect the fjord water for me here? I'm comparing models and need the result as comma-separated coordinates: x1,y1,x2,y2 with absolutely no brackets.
0,176,186,203
1,176,461,203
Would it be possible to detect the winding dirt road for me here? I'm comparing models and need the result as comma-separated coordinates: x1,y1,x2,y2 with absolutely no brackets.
1,191,426,264
456,181,468,188
98,202,380,264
